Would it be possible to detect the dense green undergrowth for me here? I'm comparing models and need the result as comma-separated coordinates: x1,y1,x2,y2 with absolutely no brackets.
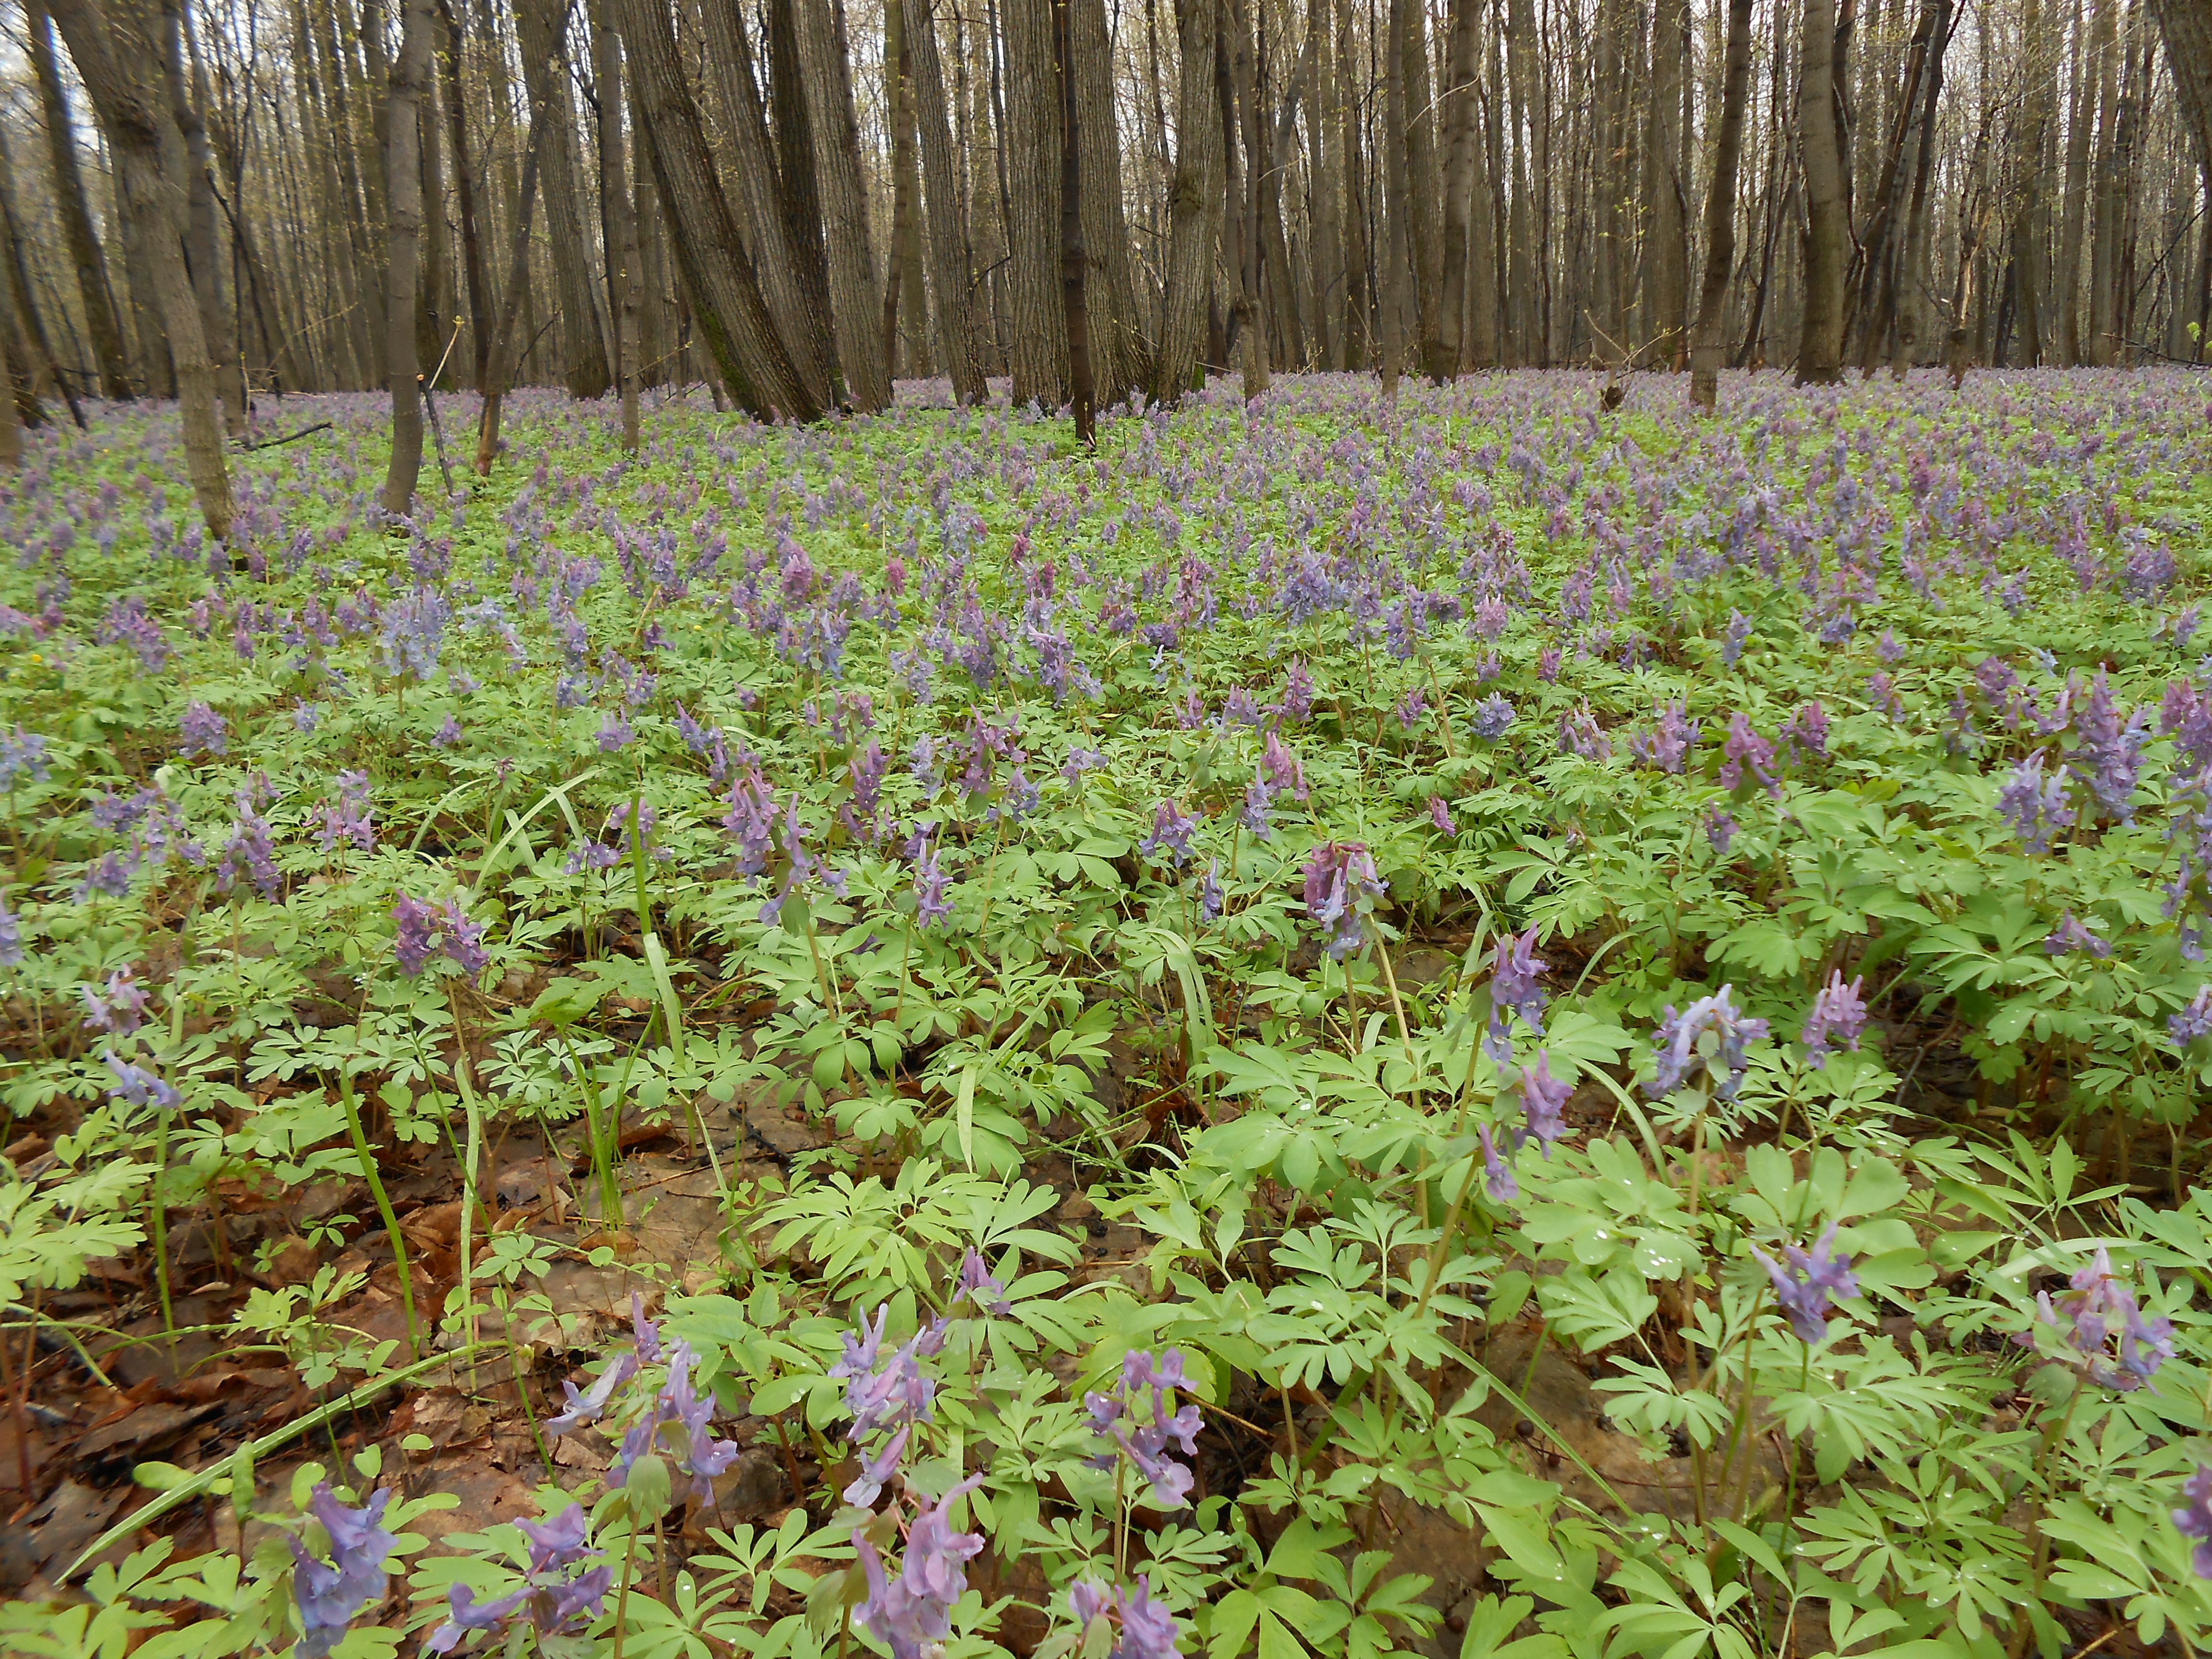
2,370,2212,1659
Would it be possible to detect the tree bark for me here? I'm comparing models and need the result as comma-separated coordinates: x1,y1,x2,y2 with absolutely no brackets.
517,0,610,396
698,0,835,409
1309,0,1341,367
1381,0,1409,398
590,0,641,446
441,0,490,389
2056,0,2097,362
48,0,229,533
160,0,244,433
474,12,550,471
795,0,890,409
616,0,821,420
2151,0,2212,177
1645,0,1690,363
1056,0,1095,440
1438,0,1482,374
1152,0,1222,400
2084,0,2127,364
1004,0,1070,406
882,0,921,375
1072,0,1151,400
1403,0,1448,378
907,0,988,401
1887,0,1950,372
26,0,132,399
1502,0,1538,363
1689,0,1755,409
381,0,434,514
1795,0,1850,382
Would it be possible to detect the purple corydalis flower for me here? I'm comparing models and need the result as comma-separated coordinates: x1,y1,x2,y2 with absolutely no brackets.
1200,859,1224,922
853,1475,986,1659
1628,701,1699,773
1300,842,1382,961
1647,986,1768,1102
1396,687,1427,731
722,768,778,877
1261,730,1308,800
1537,647,1563,683
2028,1246,2173,1392
425,1503,609,1653
1719,713,1780,796
1069,1576,1182,1659
2176,1469,2212,1580
1469,694,1516,740
2068,668,2145,823
80,968,148,1034
392,895,489,976
290,1483,395,1659
832,1305,946,1443
912,837,953,927
1997,751,2076,854
1558,705,1610,761
1087,1348,1202,1510
1722,611,1753,666
1429,796,1456,836
0,728,48,790
1750,1224,1859,1343
1706,808,1739,855
1478,1124,1517,1203
1486,926,1547,1059
1140,799,1200,867
2172,986,2212,1046
179,702,228,758
104,1051,181,1110
1507,1050,1570,1152
1277,660,1314,724
1801,972,1867,1065
2044,912,2112,959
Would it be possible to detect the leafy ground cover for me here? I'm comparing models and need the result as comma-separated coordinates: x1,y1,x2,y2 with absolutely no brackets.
2,370,2212,1659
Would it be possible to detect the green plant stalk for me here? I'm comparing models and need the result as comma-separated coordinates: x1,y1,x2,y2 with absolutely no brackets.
1708,1287,1769,1528
446,984,487,1362
149,1100,176,1351
611,1510,641,1659
2010,1370,2088,1659
337,1071,421,1362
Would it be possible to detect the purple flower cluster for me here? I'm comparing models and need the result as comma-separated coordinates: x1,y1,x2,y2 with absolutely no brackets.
81,968,148,1035
1750,1224,1859,1343
426,1504,611,1653
1068,1576,1182,1659
1799,971,1867,1064
103,1051,182,1110
2174,1468,2212,1579
831,1303,948,1505
2024,1246,2173,1392
289,1483,395,1658
1646,986,1768,1102
1718,714,1779,797
1627,701,1699,773
1087,1347,1202,1509
853,1474,987,1659
2171,986,2212,1047
1140,799,1201,867
1996,752,2076,854
2043,912,2112,959
1300,841,1382,961
1485,926,1548,1061
317,771,376,855
390,894,490,977
179,701,229,758
2066,669,2145,822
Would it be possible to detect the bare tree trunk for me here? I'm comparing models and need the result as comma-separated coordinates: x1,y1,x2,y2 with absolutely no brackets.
415,3,450,381
1338,0,1370,366
1381,0,1408,398
2056,0,2098,362
517,0,610,396
475,23,551,471
1004,0,1070,406
1795,0,1850,382
0,287,23,466
795,0,890,409
48,0,229,533
1438,0,1481,373
1223,0,1270,397
1502,0,1537,363
0,129,86,424
1309,0,1341,367
442,0,490,389
1152,0,1222,400
883,0,921,375
2152,0,2212,176
908,0,987,401
769,0,847,405
1073,0,1150,399
26,0,132,399
1645,0,1689,363
616,0,822,420
1402,0,1447,378
2004,0,2051,362
1690,0,1755,409
2085,0,2127,365
591,0,642,445
381,0,434,513
1887,0,1950,373
698,0,835,409
160,1,244,432
1056,0,1095,439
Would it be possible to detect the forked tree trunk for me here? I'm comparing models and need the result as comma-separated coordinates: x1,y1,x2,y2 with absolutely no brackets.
1152,0,1221,400
1690,0,1755,409
381,0,435,514
1795,0,1849,383
27,0,132,399
48,0,230,535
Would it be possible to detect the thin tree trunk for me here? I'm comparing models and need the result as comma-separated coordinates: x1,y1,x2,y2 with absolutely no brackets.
1338,0,1370,366
415,0,450,380
1795,0,1850,382
1887,0,1950,373
474,12,551,471
908,0,987,401
0,128,86,423
1309,0,1341,367
1224,0,1271,397
1646,0,1689,363
1502,0,1537,363
161,0,244,432
2005,0,2052,363
441,0,490,389
2085,0,2127,365
883,0,921,374
381,0,435,513
517,0,610,396
48,0,229,533
1690,0,1755,408
616,0,822,420
590,0,641,446
1403,0,1447,378
1439,0,1481,373
2056,0,2097,362
1073,0,1150,399
1152,0,1223,399
26,0,132,399
1381,0,1408,397
1056,0,1095,440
